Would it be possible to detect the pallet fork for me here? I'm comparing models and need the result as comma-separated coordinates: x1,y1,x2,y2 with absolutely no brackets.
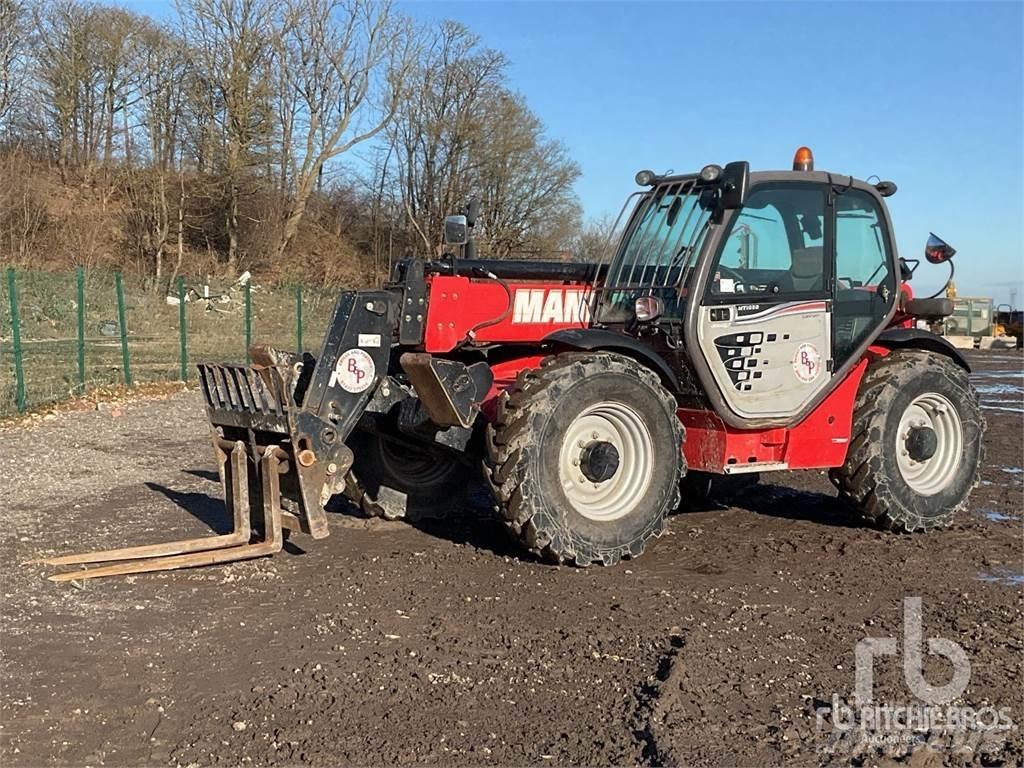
29,292,393,581
30,440,289,581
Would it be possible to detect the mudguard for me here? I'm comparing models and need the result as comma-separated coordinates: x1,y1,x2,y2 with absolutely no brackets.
544,328,679,389
874,328,971,373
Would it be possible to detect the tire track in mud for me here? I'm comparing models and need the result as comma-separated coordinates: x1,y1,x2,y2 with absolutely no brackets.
628,629,688,767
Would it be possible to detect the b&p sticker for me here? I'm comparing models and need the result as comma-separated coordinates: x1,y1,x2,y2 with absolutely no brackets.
792,342,822,383
330,349,375,393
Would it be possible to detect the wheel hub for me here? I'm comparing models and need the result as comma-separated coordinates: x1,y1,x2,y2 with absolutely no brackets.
556,401,655,522
905,426,938,462
580,441,620,483
895,392,963,496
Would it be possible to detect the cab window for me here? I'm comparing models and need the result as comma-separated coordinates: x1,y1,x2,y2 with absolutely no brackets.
833,189,895,364
709,186,827,297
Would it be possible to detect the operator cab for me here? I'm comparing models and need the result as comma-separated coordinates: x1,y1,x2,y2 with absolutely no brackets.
594,148,930,428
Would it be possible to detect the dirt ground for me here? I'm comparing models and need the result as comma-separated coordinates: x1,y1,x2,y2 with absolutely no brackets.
1,350,1021,767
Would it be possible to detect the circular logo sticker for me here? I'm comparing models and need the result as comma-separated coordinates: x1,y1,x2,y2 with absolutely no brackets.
792,343,822,383
332,349,375,393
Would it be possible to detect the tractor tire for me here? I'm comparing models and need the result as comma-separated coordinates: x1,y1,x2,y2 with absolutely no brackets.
485,353,684,566
344,429,466,522
830,349,984,532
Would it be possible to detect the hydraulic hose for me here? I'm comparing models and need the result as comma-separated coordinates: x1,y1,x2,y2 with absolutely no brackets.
463,266,513,342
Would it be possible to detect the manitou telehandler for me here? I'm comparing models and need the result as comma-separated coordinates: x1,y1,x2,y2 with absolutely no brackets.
36,147,984,579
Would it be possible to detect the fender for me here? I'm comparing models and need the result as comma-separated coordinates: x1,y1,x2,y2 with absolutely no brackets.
874,328,971,373
544,328,679,389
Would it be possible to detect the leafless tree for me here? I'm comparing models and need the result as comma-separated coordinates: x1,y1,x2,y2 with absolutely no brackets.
0,0,28,129
387,23,579,258
3,2,584,279
472,93,580,257
178,0,275,271
390,21,505,252
32,0,92,176
570,214,620,264
272,0,417,259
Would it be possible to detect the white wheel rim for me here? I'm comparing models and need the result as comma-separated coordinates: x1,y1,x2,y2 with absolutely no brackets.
556,401,654,521
895,392,963,496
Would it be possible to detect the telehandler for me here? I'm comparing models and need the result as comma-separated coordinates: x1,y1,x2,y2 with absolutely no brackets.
37,148,983,579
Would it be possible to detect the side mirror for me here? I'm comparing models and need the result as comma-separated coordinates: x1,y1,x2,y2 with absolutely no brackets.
719,161,749,209
444,215,469,246
925,233,956,264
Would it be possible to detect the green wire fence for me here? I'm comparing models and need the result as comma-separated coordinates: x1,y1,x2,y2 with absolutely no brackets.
1,268,338,418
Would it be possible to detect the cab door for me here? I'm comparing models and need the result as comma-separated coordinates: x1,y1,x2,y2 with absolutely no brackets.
694,183,834,421
832,188,898,365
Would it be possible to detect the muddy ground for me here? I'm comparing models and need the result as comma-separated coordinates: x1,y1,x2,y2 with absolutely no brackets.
1,350,1022,767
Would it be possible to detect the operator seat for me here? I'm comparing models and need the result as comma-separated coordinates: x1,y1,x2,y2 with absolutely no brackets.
789,246,824,291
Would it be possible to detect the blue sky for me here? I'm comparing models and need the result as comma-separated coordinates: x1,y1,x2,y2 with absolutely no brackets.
398,1,1023,303
128,0,1023,303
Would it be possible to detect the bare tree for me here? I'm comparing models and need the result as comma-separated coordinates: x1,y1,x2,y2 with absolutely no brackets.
2,1,585,279
272,0,417,259
389,23,579,258
179,0,275,271
570,214,619,263
473,93,580,257
123,21,190,279
0,0,27,129
32,0,93,176
93,6,146,167
390,21,505,252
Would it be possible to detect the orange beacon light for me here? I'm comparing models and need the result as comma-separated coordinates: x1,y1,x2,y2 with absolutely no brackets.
793,146,814,171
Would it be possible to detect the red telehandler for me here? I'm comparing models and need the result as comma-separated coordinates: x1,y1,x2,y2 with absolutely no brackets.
36,148,983,579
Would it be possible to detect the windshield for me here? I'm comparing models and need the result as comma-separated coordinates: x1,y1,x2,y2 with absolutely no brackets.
595,179,713,322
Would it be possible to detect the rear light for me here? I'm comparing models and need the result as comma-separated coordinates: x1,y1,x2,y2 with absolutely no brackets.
793,146,814,172
634,296,664,323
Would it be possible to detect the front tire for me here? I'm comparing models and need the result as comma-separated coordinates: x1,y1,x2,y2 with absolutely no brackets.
830,349,984,531
344,429,467,521
486,353,684,566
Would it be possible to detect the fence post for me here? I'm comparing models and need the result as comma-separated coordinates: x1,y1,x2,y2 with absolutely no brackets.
114,271,133,387
6,268,26,412
177,276,187,382
295,285,303,352
76,266,86,394
244,282,252,365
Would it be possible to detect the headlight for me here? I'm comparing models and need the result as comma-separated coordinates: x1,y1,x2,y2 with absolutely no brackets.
699,164,723,182
635,169,657,187
634,296,664,323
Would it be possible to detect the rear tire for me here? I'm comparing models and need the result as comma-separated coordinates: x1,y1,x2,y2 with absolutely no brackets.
485,353,684,566
830,349,984,531
344,429,466,522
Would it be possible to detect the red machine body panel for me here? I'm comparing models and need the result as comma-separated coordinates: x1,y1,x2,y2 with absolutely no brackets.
678,356,870,473
423,275,591,352
479,355,546,420
424,268,903,476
